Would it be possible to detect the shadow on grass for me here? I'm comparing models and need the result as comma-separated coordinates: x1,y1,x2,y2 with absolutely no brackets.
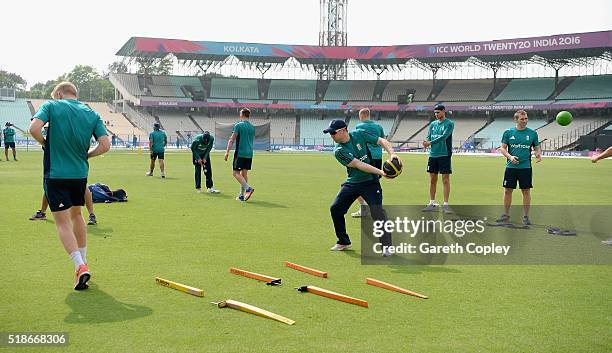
87,226,114,238
198,192,235,200
244,200,287,208
64,283,153,324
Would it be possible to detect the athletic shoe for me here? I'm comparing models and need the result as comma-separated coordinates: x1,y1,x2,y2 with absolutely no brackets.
88,214,97,225
13,158,17,161
442,204,453,214
145,172,153,176
243,187,254,201
602,239,612,246
522,216,531,225
422,204,438,212
74,264,90,291
382,249,393,257
330,243,352,251
351,208,370,218
196,188,202,193
29,210,46,221
236,195,245,202
161,173,165,178
495,214,510,223
207,188,221,194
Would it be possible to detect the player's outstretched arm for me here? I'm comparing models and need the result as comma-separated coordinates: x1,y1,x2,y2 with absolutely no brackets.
346,159,385,177
88,135,111,158
592,146,612,163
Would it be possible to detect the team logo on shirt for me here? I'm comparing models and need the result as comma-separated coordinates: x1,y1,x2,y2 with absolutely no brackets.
356,143,362,150
510,136,516,140
526,135,530,140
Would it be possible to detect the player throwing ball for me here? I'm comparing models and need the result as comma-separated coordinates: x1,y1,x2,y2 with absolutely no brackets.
324,119,394,255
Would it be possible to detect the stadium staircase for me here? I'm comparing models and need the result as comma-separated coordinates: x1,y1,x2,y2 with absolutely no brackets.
188,115,204,132
373,81,388,101
487,78,512,101
428,79,448,102
294,116,301,143
27,101,36,115
258,79,271,100
547,77,576,100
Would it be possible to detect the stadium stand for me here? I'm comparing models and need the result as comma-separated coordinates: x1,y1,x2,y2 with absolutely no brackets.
86,102,147,137
149,76,185,97
449,117,490,146
494,78,556,101
324,80,376,101
123,104,157,132
268,80,316,101
155,112,199,134
0,99,33,138
381,80,432,102
111,73,145,97
388,117,430,142
435,79,493,102
555,75,612,100
474,117,548,149
536,117,606,144
299,114,331,143
210,78,259,100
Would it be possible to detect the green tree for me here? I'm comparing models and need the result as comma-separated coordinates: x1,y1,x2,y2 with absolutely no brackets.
106,61,129,77
136,57,173,76
0,70,27,90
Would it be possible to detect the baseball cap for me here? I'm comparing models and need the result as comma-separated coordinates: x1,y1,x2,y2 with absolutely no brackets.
323,119,347,134
433,104,446,111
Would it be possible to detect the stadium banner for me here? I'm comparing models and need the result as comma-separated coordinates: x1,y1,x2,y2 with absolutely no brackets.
360,205,612,265
121,31,612,60
137,99,612,112
214,122,271,151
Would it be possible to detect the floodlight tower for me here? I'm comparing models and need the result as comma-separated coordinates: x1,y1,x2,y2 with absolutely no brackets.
319,0,348,80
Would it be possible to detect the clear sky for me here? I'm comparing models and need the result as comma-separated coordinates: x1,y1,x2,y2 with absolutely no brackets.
3,0,611,86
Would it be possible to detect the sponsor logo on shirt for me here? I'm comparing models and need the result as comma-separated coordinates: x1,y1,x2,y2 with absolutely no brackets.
510,144,531,149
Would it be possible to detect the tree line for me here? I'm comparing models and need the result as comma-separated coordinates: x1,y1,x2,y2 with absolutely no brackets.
1,57,173,102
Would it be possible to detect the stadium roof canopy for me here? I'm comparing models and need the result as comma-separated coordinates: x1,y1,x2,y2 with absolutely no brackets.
116,30,612,68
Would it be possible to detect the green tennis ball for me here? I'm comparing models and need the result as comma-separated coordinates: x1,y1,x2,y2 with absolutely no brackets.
556,111,573,126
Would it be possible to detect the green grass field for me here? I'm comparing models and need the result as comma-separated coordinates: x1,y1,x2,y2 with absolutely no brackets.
1,151,611,353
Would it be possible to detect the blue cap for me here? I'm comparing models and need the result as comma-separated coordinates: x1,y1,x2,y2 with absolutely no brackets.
433,104,445,111
323,119,347,134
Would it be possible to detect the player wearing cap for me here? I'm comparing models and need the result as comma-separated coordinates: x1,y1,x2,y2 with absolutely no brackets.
147,123,167,178
191,131,220,194
422,104,454,213
224,108,255,201
324,119,395,255
3,122,17,161
497,109,542,225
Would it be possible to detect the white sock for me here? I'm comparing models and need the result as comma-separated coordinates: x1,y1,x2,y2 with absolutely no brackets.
429,200,436,205
70,251,85,270
240,186,245,196
79,247,87,264
443,202,449,206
